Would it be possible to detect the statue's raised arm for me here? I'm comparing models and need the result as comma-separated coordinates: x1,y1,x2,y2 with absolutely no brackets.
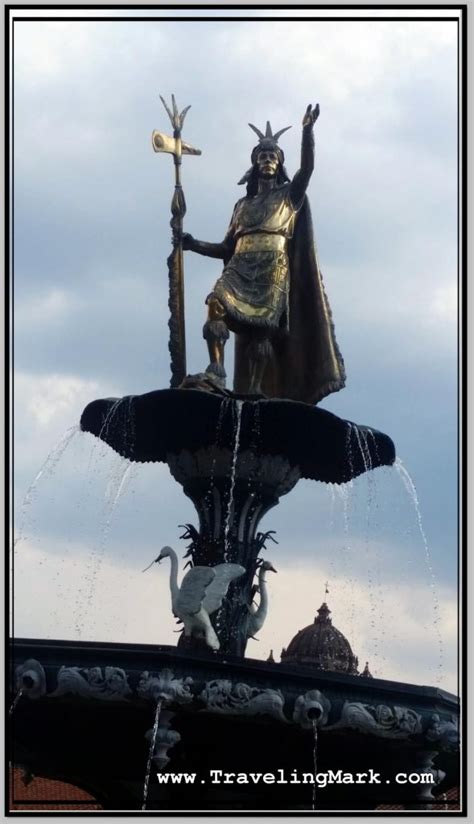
289,103,320,209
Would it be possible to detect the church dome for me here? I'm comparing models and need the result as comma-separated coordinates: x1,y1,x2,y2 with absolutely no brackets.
280,602,359,675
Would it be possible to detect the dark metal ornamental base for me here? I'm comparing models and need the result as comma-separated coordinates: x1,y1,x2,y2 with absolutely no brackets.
10,640,459,812
80,388,396,657
80,388,395,484
10,394,457,810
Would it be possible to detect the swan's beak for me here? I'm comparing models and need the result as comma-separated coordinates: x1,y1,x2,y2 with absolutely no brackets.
141,556,161,573
268,564,278,573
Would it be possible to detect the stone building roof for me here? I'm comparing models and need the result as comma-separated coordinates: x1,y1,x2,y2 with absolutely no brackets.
280,601,360,675
376,784,460,811
10,768,102,811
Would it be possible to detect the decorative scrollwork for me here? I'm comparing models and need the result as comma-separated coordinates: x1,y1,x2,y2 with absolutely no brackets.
425,713,459,751
325,701,422,738
199,679,288,723
138,668,194,704
49,666,132,701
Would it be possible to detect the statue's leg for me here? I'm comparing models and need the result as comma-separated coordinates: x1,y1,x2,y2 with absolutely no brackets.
203,294,230,386
246,331,273,396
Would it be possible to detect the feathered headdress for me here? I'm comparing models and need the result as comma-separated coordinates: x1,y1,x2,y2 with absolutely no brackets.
238,120,292,185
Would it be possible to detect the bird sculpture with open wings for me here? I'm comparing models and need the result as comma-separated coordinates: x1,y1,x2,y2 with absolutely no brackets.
143,546,245,651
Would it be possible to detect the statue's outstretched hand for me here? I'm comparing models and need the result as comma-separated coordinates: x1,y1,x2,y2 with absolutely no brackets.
181,232,195,251
302,103,320,128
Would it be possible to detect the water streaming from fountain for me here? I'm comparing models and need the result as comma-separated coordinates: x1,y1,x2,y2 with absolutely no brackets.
205,397,230,509
102,461,140,638
74,458,134,637
73,401,135,610
250,401,261,451
394,457,444,681
345,421,355,480
142,699,163,810
32,410,136,640
352,425,381,670
352,424,370,475
339,424,359,637
361,430,387,671
335,481,356,640
84,398,126,477
223,400,243,560
367,428,381,466
98,397,126,444
14,425,81,550
9,689,23,716
104,460,134,510
126,396,136,460
311,719,318,811
325,483,337,591
242,402,263,541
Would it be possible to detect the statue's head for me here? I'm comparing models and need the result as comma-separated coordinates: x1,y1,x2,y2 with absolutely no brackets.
255,148,280,180
239,121,291,193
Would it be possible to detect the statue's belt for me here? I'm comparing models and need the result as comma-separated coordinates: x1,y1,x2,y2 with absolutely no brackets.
235,234,287,253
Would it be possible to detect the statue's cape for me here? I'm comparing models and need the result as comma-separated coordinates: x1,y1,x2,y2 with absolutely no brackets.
233,196,346,405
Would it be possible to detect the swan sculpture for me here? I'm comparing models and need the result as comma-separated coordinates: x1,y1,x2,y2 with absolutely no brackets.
246,559,277,639
143,546,245,651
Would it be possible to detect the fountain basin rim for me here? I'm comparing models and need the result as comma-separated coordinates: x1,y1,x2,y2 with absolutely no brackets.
10,637,458,705
79,388,396,485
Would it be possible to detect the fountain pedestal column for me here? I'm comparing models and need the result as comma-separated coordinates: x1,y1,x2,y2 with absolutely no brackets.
80,389,396,657
167,448,300,655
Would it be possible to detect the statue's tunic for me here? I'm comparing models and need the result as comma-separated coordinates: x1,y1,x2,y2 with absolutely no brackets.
213,183,300,331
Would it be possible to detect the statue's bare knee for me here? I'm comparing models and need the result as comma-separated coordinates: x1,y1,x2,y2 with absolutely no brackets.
203,294,229,383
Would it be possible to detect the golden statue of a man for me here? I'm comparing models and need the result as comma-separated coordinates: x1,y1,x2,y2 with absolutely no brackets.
183,104,345,405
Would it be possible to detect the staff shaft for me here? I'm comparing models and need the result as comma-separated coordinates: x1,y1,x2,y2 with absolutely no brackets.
155,95,199,388
168,149,187,387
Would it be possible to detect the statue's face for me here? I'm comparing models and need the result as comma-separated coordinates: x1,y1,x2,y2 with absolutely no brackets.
256,150,279,179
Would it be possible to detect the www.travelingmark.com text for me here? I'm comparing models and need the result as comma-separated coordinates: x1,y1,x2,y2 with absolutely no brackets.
155,769,434,787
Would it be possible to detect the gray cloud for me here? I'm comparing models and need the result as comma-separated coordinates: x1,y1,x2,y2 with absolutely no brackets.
13,15,459,688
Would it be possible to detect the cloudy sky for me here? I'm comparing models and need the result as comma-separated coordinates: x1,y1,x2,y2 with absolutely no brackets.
12,8,460,694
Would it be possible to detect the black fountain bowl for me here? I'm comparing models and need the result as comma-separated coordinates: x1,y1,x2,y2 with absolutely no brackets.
80,388,395,485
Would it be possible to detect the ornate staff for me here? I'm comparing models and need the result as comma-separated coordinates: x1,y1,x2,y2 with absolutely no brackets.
152,94,201,387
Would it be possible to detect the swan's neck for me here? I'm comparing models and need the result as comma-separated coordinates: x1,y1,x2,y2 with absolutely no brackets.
256,569,268,616
168,552,180,610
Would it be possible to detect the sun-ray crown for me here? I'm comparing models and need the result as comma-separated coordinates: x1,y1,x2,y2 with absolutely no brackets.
248,121,292,145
